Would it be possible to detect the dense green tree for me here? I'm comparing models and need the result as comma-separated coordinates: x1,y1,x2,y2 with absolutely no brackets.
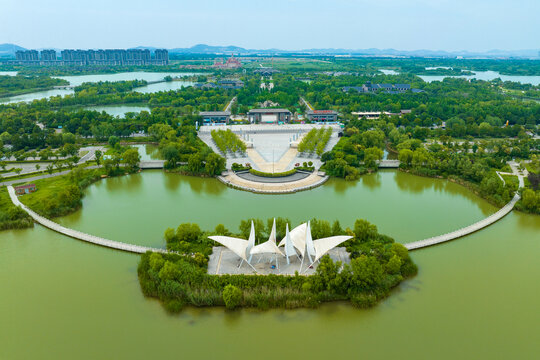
108,135,120,148
222,285,242,309
204,153,226,176
122,148,141,171
353,219,378,243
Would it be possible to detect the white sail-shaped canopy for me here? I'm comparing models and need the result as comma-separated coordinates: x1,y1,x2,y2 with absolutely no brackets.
250,219,283,256
209,221,257,262
278,223,307,256
208,235,250,261
311,235,353,264
305,221,316,261
283,223,298,263
246,221,255,258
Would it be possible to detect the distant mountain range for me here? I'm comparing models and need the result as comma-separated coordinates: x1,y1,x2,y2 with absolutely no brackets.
1,43,539,59
0,43,26,58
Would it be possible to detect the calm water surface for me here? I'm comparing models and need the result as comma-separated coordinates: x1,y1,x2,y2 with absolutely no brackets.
0,72,199,103
419,70,540,85
377,68,540,85
54,71,199,86
84,105,151,117
133,144,161,161
1,171,538,359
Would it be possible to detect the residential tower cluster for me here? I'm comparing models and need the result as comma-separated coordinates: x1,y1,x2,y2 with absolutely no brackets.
14,49,169,65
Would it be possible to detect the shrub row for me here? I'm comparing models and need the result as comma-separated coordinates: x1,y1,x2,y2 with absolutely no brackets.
248,168,297,177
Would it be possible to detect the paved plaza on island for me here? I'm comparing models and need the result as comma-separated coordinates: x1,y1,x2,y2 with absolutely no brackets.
198,124,341,172
207,246,351,276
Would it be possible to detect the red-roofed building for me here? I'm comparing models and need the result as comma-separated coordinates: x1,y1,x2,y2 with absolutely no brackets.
14,184,37,195
306,110,338,123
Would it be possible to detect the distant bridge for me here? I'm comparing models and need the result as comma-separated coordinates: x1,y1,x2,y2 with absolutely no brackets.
139,160,166,169
378,160,400,168
53,85,76,89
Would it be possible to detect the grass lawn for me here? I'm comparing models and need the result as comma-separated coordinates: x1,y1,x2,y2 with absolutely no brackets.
0,186,33,230
17,167,103,217
501,174,519,188
18,175,75,211
522,161,538,175
1,162,97,184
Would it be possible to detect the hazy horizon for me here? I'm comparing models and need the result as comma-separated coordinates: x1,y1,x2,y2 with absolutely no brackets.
1,0,538,52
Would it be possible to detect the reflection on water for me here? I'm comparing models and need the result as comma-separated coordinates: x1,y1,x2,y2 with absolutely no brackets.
102,172,143,192
133,144,161,161
325,178,358,193
360,172,382,190
1,169,538,359
393,171,494,216
419,70,540,85
84,105,151,117
55,72,200,87
163,171,183,191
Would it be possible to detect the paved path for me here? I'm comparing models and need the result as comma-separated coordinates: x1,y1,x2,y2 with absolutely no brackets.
0,166,100,186
245,147,299,172
224,96,237,112
1,160,167,186
300,97,314,111
219,171,329,194
7,185,167,254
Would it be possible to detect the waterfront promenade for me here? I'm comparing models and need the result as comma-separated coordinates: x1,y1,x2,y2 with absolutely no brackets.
218,170,329,193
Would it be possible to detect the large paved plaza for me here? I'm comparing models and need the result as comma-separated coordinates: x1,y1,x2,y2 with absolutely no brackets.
198,123,341,171
207,246,351,275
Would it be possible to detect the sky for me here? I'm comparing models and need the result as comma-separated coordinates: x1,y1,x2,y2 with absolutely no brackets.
1,0,538,51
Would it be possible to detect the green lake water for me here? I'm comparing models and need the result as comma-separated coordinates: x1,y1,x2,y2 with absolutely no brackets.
1,170,538,359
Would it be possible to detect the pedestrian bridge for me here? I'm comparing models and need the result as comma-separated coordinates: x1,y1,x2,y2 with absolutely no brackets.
7,186,167,254
6,171,524,255
404,193,520,250
378,160,400,168
139,160,166,169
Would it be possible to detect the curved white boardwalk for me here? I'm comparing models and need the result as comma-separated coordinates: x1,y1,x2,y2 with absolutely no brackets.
405,193,520,250
7,167,525,253
7,186,166,254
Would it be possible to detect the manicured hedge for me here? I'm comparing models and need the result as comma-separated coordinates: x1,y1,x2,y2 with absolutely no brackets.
248,168,297,177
